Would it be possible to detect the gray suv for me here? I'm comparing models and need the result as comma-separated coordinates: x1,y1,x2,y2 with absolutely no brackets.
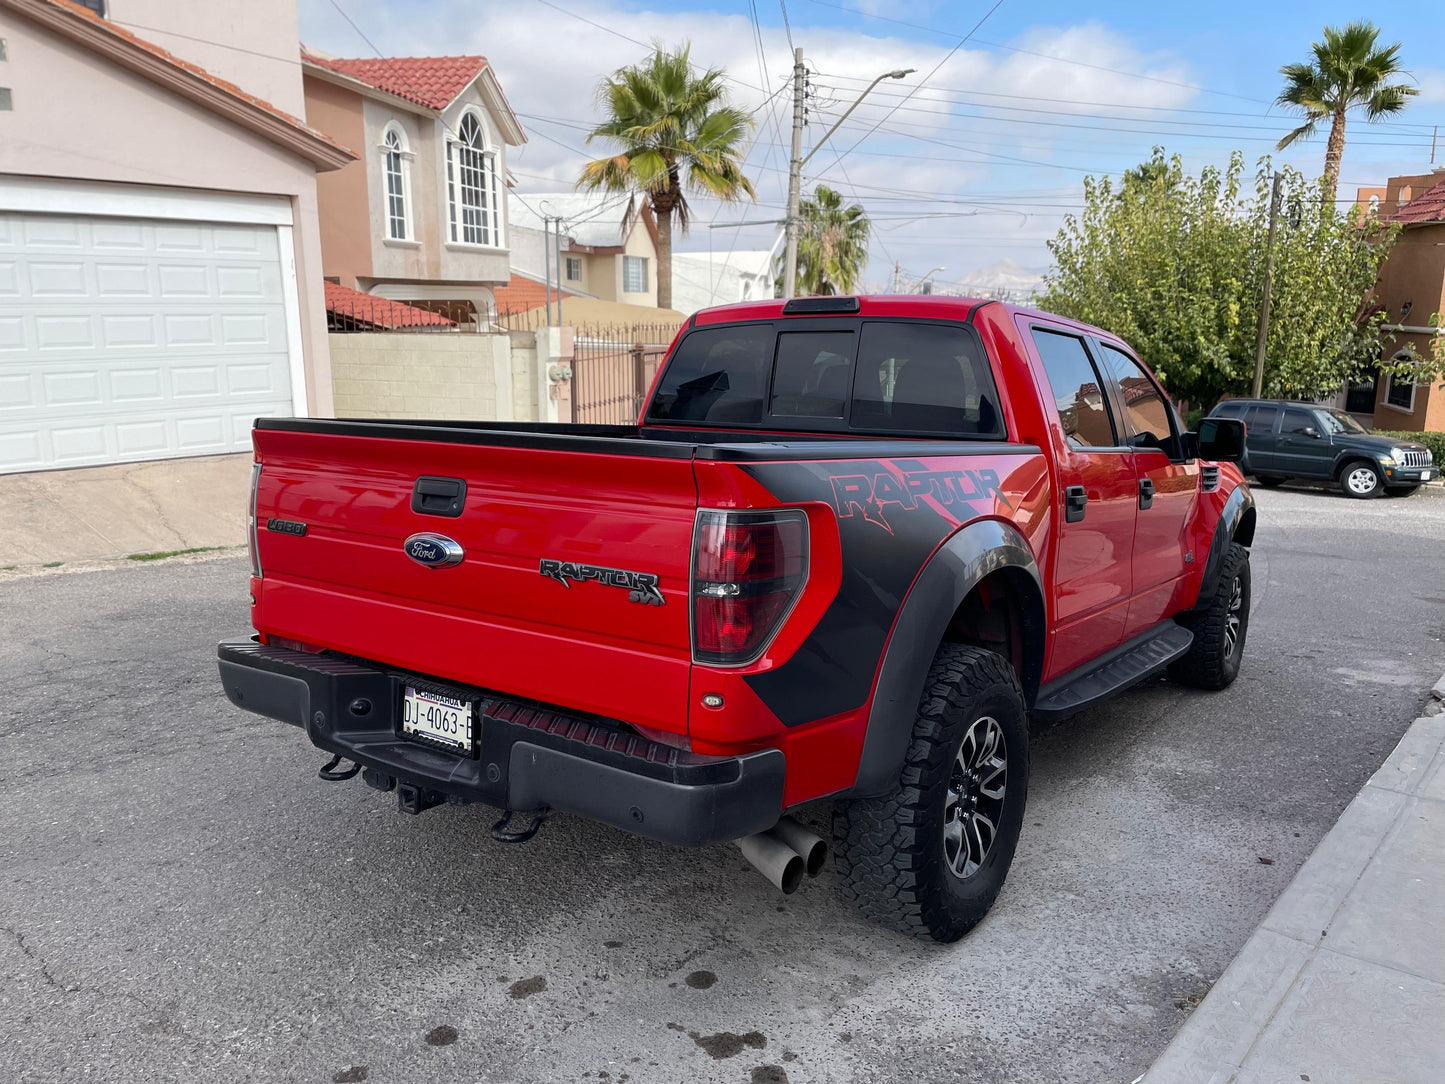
1208,398,1436,498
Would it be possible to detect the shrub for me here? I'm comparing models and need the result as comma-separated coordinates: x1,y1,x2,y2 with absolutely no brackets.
1374,429,1445,464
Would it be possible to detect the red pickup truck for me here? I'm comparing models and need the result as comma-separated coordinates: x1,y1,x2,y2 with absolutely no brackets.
218,295,1254,941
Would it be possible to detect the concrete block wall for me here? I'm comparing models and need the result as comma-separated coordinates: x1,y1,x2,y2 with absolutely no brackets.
329,333,515,421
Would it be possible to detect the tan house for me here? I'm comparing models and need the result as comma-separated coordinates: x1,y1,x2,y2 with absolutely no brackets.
1351,170,1445,431
301,50,526,325
508,193,660,309
0,0,351,474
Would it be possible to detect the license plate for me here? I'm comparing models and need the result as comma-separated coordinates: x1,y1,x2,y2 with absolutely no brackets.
1422,469,1436,480
401,685,473,752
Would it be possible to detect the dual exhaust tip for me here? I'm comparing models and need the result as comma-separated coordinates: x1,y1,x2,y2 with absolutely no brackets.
735,816,828,895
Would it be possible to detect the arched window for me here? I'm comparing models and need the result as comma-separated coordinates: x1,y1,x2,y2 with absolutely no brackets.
381,126,411,241
447,111,502,247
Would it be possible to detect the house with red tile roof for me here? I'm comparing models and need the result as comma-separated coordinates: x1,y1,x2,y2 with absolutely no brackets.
1350,171,1445,431
300,48,526,328
0,0,354,475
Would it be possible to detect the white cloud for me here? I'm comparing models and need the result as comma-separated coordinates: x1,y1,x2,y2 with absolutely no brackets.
297,1,1200,278
1416,68,1445,104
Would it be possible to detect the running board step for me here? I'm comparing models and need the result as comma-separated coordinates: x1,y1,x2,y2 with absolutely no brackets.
1032,622,1194,720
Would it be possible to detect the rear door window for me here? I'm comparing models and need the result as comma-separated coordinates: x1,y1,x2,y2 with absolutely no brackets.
1031,328,1118,448
851,322,1002,436
1242,403,1279,437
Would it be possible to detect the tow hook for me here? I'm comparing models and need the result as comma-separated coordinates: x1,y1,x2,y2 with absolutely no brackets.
490,807,550,843
317,754,361,781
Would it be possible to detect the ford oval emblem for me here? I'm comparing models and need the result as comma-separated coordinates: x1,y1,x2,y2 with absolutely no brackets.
403,532,464,569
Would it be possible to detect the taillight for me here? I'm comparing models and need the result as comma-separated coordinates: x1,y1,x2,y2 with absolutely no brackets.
248,462,263,578
692,509,808,666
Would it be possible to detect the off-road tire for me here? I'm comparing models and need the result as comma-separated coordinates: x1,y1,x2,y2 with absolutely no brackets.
1339,459,1383,499
1169,542,1250,690
833,644,1029,942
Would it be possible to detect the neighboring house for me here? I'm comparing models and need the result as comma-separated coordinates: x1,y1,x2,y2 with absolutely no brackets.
1347,171,1445,430
669,249,775,315
324,282,454,332
508,193,660,309
0,0,352,475
301,49,526,326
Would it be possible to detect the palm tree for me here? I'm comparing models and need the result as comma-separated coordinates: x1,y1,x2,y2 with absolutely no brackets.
777,185,871,297
579,44,755,310
1275,22,1417,202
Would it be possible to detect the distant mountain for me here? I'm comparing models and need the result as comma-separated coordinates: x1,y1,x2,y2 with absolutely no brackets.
952,259,1044,296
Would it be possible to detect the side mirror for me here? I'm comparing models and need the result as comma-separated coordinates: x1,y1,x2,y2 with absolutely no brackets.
1195,417,1246,463
1301,426,1320,438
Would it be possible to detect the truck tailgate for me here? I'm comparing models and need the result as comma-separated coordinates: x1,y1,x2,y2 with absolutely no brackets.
251,425,698,735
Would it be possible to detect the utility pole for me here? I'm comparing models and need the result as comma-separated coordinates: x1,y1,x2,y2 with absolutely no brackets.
782,47,806,300
543,216,553,327
1252,172,1282,398
553,216,565,327
1432,125,1438,166
891,260,900,293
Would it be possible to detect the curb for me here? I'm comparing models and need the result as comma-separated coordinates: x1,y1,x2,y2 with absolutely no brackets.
1144,675,1445,1082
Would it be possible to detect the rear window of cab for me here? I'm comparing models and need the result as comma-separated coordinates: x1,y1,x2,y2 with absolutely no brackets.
645,320,1006,438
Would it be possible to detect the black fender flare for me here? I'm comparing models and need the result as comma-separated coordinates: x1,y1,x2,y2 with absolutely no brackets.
847,519,1045,798
1190,484,1255,612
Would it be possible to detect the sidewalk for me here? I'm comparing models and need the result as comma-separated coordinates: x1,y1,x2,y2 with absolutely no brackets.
1147,676,1445,1083
0,453,251,567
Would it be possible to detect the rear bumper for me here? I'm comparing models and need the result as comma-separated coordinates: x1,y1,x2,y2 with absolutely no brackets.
217,641,784,847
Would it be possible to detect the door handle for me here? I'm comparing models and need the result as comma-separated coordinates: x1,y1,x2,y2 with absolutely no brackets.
1139,478,1155,510
1064,485,1087,523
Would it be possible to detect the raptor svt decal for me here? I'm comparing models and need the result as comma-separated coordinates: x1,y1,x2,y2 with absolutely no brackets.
539,559,665,606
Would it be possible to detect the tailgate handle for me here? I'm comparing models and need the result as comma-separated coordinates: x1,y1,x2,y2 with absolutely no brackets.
412,476,467,518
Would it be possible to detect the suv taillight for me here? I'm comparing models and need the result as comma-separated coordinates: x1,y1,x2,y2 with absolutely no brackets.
248,462,263,578
692,509,808,666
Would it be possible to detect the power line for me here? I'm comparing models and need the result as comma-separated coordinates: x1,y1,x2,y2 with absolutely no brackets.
834,0,1007,160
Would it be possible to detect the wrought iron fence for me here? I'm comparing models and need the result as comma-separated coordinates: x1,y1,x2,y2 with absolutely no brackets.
570,324,677,425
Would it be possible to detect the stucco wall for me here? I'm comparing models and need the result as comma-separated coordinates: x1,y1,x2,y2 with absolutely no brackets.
329,333,514,420
620,219,659,306
306,75,372,288
107,0,305,116
2,12,336,415
1371,222,1445,432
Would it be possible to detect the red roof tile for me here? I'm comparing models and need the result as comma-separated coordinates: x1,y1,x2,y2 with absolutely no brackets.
1392,177,1445,226
24,0,352,160
493,273,580,315
301,51,488,111
324,283,455,329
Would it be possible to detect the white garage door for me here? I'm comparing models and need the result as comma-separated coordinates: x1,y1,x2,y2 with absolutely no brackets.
0,212,295,474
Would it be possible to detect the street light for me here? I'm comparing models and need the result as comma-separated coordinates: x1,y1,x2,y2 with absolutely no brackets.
917,266,945,294
783,59,914,298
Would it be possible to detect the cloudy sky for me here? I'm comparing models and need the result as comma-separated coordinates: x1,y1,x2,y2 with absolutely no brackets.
298,0,1445,292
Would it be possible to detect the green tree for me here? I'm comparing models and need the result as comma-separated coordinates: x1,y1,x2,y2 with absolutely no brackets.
578,44,755,310
775,185,871,296
1275,22,1417,202
1038,148,1426,408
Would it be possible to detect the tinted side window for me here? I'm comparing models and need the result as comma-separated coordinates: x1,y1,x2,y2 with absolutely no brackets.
1242,404,1278,436
1212,401,1246,419
771,331,854,419
1099,344,1173,447
851,322,1002,436
1282,408,1318,435
646,324,772,424
1031,329,1117,448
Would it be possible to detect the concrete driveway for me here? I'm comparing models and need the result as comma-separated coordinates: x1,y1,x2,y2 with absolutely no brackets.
2,486,1442,1084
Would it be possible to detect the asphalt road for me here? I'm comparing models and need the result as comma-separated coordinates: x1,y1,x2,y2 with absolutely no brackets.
3,485,1443,1084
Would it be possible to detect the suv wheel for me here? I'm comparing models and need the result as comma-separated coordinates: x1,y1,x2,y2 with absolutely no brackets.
1385,484,1421,497
1169,542,1250,690
1254,476,1286,488
833,644,1029,942
1341,460,1383,499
